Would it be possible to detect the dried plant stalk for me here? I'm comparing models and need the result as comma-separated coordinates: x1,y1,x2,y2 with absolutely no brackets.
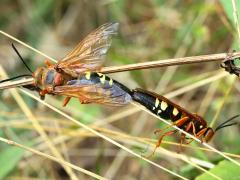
0,78,34,89
0,52,238,89
101,52,240,73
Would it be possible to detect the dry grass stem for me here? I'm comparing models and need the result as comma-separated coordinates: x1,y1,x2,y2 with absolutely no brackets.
20,89,188,180
114,137,221,179
231,0,240,48
0,137,107,180
0,66,79,180
210,77,236,127
1,2,240,179
0,29,234,90
0,78,34,89
0,30,56,62
101,52,240,74
9,119,239,160
131,102,240,167
0,28,237,89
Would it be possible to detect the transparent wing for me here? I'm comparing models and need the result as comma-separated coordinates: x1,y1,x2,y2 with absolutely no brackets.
53,78,132,106
56,23,119,76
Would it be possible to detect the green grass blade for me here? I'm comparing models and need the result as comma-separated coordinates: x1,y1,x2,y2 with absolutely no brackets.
0,146,25,179
196,160,240,180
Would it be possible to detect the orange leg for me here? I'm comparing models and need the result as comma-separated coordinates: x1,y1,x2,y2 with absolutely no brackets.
174,122,198,153
63,97,93,107
185,138,194,144
39,87,53,100
179,121,199,144
196,128,208,143
146,130,177,158
78,97,91,104
185,127,208,144
178,121,197,151
39,89,48,96
154,117,189,135
62,97,71,107
178,133,186,153
44,59,54,67
185,121,197,137
150,117,190,156
39,89,49,100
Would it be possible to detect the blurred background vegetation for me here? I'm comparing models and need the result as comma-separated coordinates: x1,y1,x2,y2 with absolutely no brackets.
0,0,240,179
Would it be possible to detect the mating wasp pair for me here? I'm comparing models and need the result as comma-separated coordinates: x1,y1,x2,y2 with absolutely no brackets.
1,23,238,156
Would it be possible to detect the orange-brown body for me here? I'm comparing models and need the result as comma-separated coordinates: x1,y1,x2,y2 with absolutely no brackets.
26,22,121,104
32,65,72,99
131,88,215,157
30,62,133,107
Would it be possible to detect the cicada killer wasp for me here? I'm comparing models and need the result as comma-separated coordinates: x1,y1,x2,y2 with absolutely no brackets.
132,88,239,157
1,23,132,106
221,50,240,77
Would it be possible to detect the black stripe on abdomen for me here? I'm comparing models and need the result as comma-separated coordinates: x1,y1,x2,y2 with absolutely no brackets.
132,90,183,122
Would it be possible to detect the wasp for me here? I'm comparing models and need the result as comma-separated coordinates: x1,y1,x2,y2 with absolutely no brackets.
221,51,240,77
1,23,238,157
1,23,132,106
132,88,239,156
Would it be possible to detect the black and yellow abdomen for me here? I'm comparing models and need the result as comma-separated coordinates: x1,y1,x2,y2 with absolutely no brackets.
132,88,182,122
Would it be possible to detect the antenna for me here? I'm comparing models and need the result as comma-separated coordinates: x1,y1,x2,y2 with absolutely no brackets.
11,43,33,73
215,114,239,132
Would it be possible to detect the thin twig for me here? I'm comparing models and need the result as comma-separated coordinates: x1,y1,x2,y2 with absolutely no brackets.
210,76,236,127
8,117,240,159
0,29,238,89
131,101,240,167
18,87,240,169
101,51,240,74
20,89,188,180
0,30,56,62
1,29,240,74
0,137,107,180
0,78,34,89
0,28,238,176
232,0,240,49
0,52,237,89
0,66,79,180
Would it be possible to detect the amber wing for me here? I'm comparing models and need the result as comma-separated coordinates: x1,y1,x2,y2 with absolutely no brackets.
56,23,119,77
53,74,132,106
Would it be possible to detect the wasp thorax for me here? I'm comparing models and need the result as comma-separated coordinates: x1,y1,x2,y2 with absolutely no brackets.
194,114,207,127
33,66,65,90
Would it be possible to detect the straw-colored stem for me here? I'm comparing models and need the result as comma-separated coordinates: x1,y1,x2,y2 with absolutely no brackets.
232,0,240,49
101,52,240,73
210,76,236,128
0,78,34,89
0,66,79,180
0,53,236,89
1,29,239,74
0,137,106,180
20,89,188,180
